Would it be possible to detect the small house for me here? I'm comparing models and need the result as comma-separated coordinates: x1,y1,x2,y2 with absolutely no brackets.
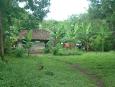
18,29,50,53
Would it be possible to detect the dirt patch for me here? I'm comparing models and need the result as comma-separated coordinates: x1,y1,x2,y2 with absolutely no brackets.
71,64,105,87
53,59,105,87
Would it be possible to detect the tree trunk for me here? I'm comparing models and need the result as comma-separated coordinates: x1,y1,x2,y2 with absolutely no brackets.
0,11,4,60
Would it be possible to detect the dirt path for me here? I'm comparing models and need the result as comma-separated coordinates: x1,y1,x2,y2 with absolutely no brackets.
54,59,105,87
71,64,104,87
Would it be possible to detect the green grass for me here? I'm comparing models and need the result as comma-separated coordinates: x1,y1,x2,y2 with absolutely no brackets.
54,52,115,87
0,52,115,87
0,55,96,87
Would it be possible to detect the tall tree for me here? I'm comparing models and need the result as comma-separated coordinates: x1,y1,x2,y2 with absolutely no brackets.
0,0,50,59
0,12,4,59
88,0,115,30
0,0,12,59
88,0,115,49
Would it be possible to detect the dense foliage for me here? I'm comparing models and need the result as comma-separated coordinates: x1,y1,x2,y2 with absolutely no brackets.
0,0,115,57
0,0,50,58
41,0,115,53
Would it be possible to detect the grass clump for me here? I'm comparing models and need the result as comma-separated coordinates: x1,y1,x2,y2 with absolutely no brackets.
57,48,83,56
13,47,25,57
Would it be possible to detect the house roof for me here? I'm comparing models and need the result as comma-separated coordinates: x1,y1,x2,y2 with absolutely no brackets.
19,29,50,41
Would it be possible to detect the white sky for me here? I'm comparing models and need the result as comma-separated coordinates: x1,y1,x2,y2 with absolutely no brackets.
45,0,90,21
19,0,90,21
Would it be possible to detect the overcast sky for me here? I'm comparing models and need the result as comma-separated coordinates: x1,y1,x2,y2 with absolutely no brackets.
45,0,90,21
19,0,90,21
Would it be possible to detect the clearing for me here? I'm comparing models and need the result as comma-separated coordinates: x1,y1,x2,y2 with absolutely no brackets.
0,52,115,87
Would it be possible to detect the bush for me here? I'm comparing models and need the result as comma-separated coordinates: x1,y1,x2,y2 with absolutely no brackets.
4,48,13,54
44,47,50,53
56,48,82,56
52,47,59,55
14,47,25,57
44,43,50,53
52,43,63,55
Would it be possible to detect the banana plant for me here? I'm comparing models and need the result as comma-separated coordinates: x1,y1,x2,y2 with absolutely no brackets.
23,30,32,56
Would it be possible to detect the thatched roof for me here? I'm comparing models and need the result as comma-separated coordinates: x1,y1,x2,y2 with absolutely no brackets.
19,29,50,41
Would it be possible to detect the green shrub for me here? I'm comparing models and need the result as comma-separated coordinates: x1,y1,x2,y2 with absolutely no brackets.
14,47,25,57
44,47,50,53
57,48,82,56
44,43,50,53
4,48,13,54
52,47,58,55
52,43,63,55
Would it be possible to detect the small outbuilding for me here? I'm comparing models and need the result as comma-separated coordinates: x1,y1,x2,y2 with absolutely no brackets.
18,29,50,53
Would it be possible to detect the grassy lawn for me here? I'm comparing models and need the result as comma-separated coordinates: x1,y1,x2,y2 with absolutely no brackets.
54,52,115,87
0,52,115,87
